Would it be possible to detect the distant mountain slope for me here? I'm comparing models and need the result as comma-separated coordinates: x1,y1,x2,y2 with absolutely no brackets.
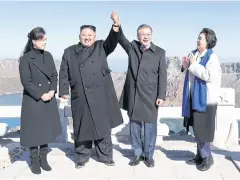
1,58,240,107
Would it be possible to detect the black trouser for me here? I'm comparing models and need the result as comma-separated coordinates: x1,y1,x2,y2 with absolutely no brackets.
29,144,48,150
75,132,113,163
197,142,211,158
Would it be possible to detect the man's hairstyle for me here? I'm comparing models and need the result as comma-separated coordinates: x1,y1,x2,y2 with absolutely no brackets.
137,24,153,34
80,25,96,32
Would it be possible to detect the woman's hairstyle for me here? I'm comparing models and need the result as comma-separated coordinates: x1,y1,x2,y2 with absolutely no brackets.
200,28,217,49
19,27,46,61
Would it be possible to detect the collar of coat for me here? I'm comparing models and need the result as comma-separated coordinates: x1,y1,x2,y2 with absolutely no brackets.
27,49,51,78
195,49,208,58
75,42,94,54
133,40,156,53
28,48,44,59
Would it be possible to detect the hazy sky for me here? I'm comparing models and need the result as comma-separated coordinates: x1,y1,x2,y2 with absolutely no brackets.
0,1,239,71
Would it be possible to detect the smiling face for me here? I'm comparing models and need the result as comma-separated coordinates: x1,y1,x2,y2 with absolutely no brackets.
79,28,96,47
137,27,152,47
197,33,208,52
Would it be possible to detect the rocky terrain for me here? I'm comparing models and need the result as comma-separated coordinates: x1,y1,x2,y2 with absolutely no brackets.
0,59,21,95
0,57,240,107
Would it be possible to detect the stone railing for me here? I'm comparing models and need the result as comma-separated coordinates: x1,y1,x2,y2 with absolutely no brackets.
44,87,240,148
213,88,239,147
0,88,239,149
0,106,21,137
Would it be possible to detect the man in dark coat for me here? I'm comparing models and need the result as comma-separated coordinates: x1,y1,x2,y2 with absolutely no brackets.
59,11,123,168
119,24,167,167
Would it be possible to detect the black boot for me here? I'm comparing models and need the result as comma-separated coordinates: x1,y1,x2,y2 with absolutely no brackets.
29,147,41,174
186,153,203,165
198,155,214,171
104,159,115,166
39,144,52,171
75,161,86,169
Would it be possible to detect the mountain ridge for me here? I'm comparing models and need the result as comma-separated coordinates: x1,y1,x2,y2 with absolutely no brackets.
0,57,240,107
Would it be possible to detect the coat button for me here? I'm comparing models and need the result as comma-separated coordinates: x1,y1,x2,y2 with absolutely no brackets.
96,84,99,88
81,64,84,67
85,87,88,91
48,81,50,84
93,73,96,76
39,84,42,86
91,60,94,63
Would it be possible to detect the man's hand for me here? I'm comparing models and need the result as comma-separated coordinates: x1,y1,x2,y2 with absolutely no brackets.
156,99,164,106
41,93,51,102
60,95,69,103
111,10,120,27
61,95,69,99
48,90,55,99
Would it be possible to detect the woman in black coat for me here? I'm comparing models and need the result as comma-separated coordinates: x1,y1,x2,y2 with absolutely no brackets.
19,27,62,174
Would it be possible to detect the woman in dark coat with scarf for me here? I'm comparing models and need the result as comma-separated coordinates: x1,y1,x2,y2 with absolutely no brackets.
19,27,62,174
182,28,221,171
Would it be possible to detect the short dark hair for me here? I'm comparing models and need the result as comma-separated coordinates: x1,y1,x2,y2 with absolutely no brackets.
137,24,152,35
80,25,96,32
200,28,217,49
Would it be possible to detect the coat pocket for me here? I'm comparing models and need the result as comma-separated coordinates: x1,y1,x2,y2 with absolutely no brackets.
69,80,76,87
69,80,78,99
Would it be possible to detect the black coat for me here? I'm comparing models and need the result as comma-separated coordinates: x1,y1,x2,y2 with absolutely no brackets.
19,49,62,147
119,27,167,123
59,26,123,142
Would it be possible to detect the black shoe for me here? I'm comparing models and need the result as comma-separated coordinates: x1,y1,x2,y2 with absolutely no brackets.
186,154,203,165
39,147,51,171
144,157,155,168
30,148,41,174
75,158,89,169
129,156,144,166
75,162,85,169
198,155,214,171
104,159,115,166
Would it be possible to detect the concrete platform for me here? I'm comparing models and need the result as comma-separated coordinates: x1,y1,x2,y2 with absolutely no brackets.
0,140,240,180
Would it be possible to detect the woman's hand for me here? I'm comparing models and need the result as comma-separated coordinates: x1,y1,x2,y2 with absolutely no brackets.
189,54,197,64
41,93,51,101
182,56,190,69
48,90,55,99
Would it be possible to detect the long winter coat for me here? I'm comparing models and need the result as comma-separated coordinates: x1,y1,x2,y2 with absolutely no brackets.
59,26,123,142
19,49,62,147
119,27,167,123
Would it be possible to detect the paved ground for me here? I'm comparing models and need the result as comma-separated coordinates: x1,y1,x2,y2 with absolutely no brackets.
0,137,240,180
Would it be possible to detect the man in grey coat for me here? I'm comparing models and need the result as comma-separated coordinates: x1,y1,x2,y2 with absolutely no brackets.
59,11,123,168
119,24,167,167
